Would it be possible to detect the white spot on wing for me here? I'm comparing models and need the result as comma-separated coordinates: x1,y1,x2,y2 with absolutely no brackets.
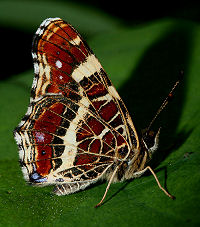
35,132,45,143
56,60,62,69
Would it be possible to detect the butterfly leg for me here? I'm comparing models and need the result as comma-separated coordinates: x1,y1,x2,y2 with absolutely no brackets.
95,166,119,208
53,182,91,196
144,166,175,199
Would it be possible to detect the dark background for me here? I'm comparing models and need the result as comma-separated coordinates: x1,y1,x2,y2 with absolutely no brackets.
76,0,200,23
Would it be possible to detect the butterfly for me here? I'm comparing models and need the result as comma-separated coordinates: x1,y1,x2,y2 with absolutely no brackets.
14,18,178,207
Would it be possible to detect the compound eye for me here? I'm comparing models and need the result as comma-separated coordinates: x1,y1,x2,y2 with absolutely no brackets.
142,128,160,153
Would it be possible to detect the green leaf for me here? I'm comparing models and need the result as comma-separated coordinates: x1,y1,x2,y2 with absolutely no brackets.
0,0,120,34
0,3,200,226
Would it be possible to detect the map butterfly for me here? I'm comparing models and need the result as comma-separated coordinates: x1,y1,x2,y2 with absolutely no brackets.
14,18,177,207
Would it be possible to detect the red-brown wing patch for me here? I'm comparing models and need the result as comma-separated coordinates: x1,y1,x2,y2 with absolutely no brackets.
31,18,91,100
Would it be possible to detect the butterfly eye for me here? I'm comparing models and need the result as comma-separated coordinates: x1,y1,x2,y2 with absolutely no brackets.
142,128,160,154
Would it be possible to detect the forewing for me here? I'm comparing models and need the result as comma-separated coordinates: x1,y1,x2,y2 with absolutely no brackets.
14,18,139,186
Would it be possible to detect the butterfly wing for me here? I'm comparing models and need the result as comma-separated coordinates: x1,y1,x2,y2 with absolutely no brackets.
14,18,139,186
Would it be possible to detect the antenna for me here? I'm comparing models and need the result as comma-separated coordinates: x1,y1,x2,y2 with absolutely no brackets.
146,71,183,132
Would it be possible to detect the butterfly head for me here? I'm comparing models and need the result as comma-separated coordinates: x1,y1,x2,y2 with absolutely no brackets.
141,127,161,158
